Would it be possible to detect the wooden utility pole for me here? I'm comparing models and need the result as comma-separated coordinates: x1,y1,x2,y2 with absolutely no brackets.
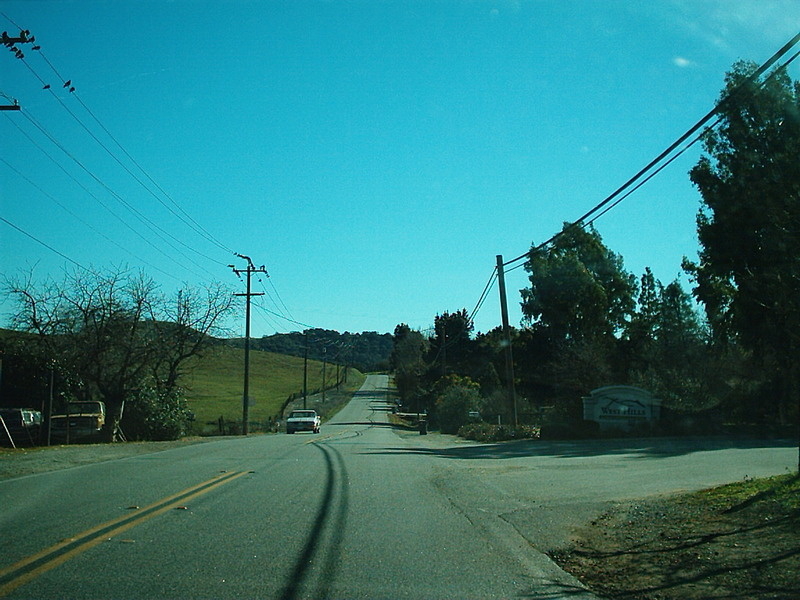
322,346,327,403
230,256,266,435
303,332,309,409
496,255,518,427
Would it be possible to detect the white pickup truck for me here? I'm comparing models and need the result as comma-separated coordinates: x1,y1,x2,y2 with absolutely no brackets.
286,410,321,434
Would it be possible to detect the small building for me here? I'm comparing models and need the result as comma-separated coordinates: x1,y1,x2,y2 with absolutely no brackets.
582,386,661,431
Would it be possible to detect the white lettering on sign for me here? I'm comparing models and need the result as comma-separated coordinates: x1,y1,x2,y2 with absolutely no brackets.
600,406,646,416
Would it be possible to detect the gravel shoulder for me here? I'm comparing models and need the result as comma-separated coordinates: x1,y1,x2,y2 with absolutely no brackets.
0,438,215,480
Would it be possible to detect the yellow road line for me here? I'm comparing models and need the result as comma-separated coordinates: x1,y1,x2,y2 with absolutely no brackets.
305,432,341,445
0,471,248,597
0,470,236,580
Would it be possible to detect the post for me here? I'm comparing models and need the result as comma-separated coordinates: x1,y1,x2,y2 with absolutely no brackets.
322,346,327,403
47,364,54,446
496,255,518,427
440,322,447,377
303,333,309,410
243,270,252,433
231,257,266,435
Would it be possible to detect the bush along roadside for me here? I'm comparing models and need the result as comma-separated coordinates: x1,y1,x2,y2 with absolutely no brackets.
458,422,541,443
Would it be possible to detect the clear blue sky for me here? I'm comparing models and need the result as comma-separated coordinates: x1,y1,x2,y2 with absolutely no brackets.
2,1,798,338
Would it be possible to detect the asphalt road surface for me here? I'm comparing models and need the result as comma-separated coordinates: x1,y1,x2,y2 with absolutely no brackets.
1,374,795,599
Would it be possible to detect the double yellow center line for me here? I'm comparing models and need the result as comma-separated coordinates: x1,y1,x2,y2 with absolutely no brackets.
0,470,249,597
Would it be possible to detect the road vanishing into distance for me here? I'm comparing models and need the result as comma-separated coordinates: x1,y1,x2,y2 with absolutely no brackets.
1,374,796,599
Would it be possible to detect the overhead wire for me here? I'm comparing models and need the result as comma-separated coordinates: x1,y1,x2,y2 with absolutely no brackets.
5,102,218,280
3,15,237,276
1,215,90,272
502,129,707,277
5,13,314,338
3,113,185,281
266,276,295,321
467,31,800,327
251,297,284,333
16,81,226,270
226,261,310,334
253,271,291,324
468,266,498,327
69,93,236,256
501,29,800,271
582,48,800,233
14,110,214,280
0,155,158,262
252,298,314,332
0,10,23,30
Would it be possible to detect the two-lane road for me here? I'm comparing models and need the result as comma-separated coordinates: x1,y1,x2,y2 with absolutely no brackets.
1,374,795,599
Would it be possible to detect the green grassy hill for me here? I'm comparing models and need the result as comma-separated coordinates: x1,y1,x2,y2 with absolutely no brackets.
181,344,364,434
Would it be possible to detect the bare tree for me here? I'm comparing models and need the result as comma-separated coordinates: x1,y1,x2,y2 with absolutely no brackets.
4,266,237,440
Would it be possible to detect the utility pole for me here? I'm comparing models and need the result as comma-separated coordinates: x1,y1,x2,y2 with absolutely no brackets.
230,255,266,435
440,322,447,377
303,332,309,410
46,363,54,446
3,31,35,106
322,346,327,403
496,255,518,427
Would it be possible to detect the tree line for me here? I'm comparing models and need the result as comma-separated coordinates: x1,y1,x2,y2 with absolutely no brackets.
239,329,393,373
392,61,800,441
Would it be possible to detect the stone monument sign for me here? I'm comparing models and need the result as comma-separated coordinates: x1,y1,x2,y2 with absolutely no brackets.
582,385,661,431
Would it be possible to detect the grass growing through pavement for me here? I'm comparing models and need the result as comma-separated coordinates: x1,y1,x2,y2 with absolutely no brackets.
180,345,364,434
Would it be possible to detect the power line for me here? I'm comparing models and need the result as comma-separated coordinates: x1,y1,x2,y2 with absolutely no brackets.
4,114,175,270
4,17,236,262
70,92,237,256
253,271,289,323
265,276,294,321
0,155,159,263
0,215,90,272
16,109,217,279
468,266,498,327
20,104,222,270
504,50,800,279
469,32,800,330
5,112,207,281
502,30,800,271
252,298,315,331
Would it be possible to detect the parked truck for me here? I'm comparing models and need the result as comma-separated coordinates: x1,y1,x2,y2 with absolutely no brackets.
50,401,106,442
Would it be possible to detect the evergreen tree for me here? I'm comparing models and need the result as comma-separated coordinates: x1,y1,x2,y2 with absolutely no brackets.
686,61,800,425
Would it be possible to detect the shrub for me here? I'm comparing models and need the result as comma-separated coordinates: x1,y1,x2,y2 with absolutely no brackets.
458,422,541,442
433,376,481,434
123,386,192,441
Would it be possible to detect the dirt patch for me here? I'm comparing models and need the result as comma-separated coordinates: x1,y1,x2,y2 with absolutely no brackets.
0,438,211,480
552,475,800,600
